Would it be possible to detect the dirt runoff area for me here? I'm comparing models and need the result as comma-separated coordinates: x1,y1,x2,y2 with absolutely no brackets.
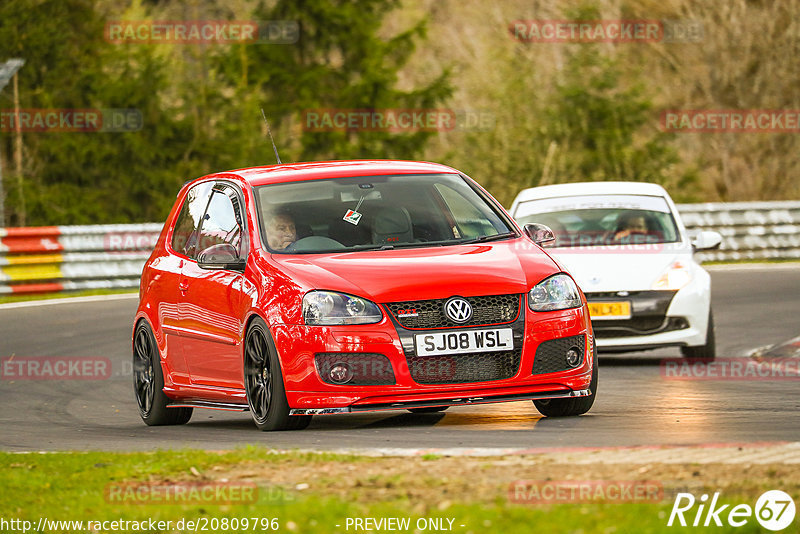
186,442,800,511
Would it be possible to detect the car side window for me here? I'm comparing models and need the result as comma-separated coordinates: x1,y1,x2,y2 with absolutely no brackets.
170,182,214,258
195,186,244,258
434,183,503,239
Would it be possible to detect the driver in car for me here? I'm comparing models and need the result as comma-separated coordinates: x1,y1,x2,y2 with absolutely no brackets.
612,211,649,242
265,209,297,251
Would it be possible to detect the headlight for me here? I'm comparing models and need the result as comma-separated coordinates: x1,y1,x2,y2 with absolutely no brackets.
652,261,691,290
303,291,383,325
528,274,582,312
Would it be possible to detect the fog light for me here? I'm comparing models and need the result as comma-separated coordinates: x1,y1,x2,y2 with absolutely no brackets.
329,362,353,384
565,347,581,368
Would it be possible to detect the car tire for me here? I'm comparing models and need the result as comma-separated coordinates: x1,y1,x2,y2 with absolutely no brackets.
408,407,449,414
680,309,716,361
244,317,312,431
133,321,193,426
533,355,598,418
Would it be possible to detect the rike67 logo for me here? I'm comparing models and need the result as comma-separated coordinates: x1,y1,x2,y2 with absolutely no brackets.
668,490,796,531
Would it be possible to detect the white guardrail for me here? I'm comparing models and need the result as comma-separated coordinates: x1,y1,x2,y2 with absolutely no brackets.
0,202,798,295
678,201,800,262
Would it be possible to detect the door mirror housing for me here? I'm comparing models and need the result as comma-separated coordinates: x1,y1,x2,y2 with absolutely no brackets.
197,243,246,270
523,223,556,246
692,230,722,251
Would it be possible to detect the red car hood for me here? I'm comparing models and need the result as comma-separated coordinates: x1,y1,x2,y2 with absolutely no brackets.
272,238,561,303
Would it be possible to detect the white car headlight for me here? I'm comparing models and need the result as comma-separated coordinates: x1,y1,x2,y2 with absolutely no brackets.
652,261,691,290
528,274,583,312
303,291,383,325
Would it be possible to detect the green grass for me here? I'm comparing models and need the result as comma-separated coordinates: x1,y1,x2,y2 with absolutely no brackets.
0,288,138,304
0,449,776,533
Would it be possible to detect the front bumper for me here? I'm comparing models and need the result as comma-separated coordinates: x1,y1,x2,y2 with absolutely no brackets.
273,304,594,412
289,387,592,415
588,276,711,352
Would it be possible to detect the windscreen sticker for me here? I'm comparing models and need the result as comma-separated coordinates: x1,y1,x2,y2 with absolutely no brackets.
343,209,363,226
343,194,366,225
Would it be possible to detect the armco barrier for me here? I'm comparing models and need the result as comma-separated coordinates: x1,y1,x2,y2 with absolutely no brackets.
0,224,162,294
677,200,800,262
0,202,798,295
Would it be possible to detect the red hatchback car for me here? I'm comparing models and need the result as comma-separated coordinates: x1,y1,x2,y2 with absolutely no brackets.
133,160,597,430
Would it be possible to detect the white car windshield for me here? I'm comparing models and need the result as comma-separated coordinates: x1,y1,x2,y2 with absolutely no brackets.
255,173,515,253
515,194,681,247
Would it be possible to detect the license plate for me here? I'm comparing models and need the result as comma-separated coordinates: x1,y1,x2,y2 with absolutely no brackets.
415,328,513,357
588,301,631,320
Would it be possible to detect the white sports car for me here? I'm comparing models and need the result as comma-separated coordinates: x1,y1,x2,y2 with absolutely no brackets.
510,182,721,359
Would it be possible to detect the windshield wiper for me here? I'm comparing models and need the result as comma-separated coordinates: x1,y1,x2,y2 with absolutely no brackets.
348,243,395,251
339,234,516,252
458,231,517,245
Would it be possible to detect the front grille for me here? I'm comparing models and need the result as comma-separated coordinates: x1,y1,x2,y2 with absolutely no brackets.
586,291,644,298
386,294,521,329
603,316,665,331
407,349,521,384
532,335,585,375
314,353,396,385
593,317,689,338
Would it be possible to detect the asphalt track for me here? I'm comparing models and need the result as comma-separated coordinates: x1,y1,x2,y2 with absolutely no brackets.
1,265,798,452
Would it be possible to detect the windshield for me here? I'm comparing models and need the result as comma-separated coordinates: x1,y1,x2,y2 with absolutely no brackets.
255,173,515,253
514,194,681,248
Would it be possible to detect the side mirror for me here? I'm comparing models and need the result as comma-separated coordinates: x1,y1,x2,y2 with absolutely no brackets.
197,243,246,270
523,223,556,246
692,230,722,251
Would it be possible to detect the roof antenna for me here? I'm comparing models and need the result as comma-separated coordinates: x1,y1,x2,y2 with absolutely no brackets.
260,108,282,164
